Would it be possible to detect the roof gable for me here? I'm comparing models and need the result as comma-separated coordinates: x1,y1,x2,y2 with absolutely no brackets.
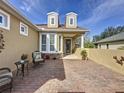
66,12,77,16
47,12,59,15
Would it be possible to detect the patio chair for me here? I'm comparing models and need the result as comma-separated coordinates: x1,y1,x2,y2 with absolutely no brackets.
0,67,13,93
32,51,45,65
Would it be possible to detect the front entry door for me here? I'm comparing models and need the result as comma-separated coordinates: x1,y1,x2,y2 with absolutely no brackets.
65,39,71,54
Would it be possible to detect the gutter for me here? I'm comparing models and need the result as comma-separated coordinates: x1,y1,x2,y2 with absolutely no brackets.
94,39,124,44
1,0,39,31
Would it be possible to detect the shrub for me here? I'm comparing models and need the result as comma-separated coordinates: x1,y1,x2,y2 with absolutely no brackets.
118,46,124,50
80,50,87,60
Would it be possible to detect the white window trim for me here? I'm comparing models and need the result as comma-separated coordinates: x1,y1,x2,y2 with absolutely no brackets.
50,16,55,25
50,34,55,52
0,14,4,25
41,33,47,52
69,17,74,26
40,33,57,53
0,9,10,30
20,22,28,36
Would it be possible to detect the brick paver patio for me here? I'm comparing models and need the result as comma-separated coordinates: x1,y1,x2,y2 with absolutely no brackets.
4,59,124,93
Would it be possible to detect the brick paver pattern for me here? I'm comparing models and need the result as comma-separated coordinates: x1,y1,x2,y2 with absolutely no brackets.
4,59,124,93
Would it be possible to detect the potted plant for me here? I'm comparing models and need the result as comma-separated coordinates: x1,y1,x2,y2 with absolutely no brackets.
21,54,28,60
80,50,87,60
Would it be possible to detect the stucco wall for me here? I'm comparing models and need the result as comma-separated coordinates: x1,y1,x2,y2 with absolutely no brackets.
0,10,38,71
97,41,124,49
75,48,124,75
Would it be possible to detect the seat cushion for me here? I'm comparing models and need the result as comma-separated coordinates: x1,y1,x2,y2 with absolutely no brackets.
35,54,41,59
0,70,9,75
34,58,44,62
0,72,12,87
0,77,11,87
0,72,13,77
33,52,41,59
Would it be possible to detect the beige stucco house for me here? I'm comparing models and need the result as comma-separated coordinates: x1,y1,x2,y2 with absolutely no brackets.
37,12,88,56
0,0,88,70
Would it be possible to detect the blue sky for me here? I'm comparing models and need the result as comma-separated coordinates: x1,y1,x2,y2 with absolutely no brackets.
9,0,124,38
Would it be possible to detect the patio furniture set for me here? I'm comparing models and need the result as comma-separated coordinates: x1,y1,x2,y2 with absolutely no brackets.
0,51,45,93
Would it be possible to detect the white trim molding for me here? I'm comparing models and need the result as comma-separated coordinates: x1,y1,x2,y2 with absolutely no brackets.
40,33,57,53
20,22,28,36
69,17,75,26
50,16,55,25
0,9,10,30
81,34,84,48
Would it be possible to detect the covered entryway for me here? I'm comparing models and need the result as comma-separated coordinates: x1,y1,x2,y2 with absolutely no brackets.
62,32,85,55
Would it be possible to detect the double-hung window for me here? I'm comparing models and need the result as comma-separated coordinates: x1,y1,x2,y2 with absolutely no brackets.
69,17,74,26
0,9,10,30
41,33,56,53
51,18,55,25
41,34,47,51
0,15,3,24
70,18,73,25
50,16,55,25
20,22,28,36
50,34,55,51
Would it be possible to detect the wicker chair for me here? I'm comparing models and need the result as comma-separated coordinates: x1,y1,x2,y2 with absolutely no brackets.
32,52,45,65
0,68,13,93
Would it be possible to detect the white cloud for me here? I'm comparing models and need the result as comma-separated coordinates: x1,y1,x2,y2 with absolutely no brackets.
19,0,40,12
79,0,124,26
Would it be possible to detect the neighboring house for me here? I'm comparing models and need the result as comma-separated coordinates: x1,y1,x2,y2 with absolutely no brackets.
94,32,124,50
36,12,88,56
0,0,88,70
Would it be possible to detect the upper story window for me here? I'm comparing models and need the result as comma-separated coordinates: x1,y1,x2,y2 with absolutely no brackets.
0,16,3,24
70,18,74,25
69,17,75,26
20,22,28,36
0,9,10,30
50,17,55,25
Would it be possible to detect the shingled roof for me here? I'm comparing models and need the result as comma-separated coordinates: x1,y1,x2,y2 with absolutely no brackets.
94,32,124,44
36,24,88,32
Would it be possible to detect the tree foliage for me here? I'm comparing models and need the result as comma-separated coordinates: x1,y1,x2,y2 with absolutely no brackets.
84,32,94,48
84,41,94,48
93,25,124,42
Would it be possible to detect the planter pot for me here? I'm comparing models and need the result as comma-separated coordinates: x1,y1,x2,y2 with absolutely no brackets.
82,56,86,60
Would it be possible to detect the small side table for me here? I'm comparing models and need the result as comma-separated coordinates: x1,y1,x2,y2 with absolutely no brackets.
15,60,29,77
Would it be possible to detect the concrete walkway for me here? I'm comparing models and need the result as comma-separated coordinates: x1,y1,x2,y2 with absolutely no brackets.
35,59,124,93
63,54,81,60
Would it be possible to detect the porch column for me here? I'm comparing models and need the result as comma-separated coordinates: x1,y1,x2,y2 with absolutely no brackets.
81,34,84,48
61,35,63,52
